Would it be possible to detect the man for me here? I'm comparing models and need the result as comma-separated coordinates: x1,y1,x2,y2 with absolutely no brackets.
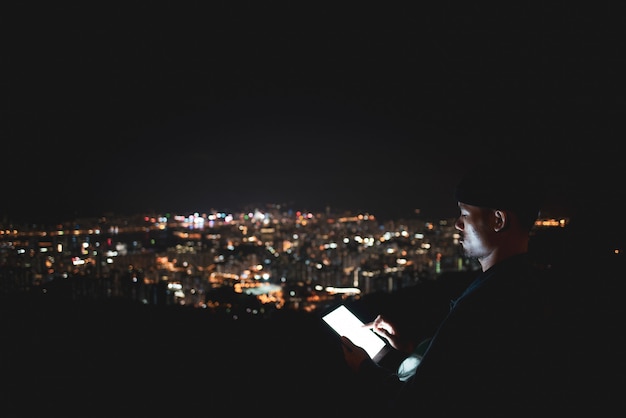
340,158,557,416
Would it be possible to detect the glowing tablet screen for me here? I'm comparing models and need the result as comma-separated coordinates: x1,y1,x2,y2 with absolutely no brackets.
322,304,388,360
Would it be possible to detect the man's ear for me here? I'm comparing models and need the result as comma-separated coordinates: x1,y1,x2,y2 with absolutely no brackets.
493,209,508,232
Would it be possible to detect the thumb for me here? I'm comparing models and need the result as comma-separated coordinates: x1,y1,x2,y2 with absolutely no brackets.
340,335,355,350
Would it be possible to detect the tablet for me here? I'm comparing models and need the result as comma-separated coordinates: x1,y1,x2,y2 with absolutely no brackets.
322,304,390,362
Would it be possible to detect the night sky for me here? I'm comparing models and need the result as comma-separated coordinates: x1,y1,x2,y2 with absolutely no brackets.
3,3,623,225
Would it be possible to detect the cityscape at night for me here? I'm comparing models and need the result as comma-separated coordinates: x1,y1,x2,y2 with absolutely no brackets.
0,206,570,311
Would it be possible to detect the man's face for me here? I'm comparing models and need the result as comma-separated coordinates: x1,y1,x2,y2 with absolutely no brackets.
454,202,496,259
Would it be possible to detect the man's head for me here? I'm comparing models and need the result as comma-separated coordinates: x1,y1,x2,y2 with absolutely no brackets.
453,157,545,270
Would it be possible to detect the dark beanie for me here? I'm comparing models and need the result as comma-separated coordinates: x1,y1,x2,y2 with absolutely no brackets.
454,158,545,229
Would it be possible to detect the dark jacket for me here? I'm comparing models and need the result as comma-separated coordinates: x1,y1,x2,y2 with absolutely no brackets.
355,253,556,417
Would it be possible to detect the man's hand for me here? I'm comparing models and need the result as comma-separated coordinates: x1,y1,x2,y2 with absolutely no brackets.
341,335,371,372
363,315,415,354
